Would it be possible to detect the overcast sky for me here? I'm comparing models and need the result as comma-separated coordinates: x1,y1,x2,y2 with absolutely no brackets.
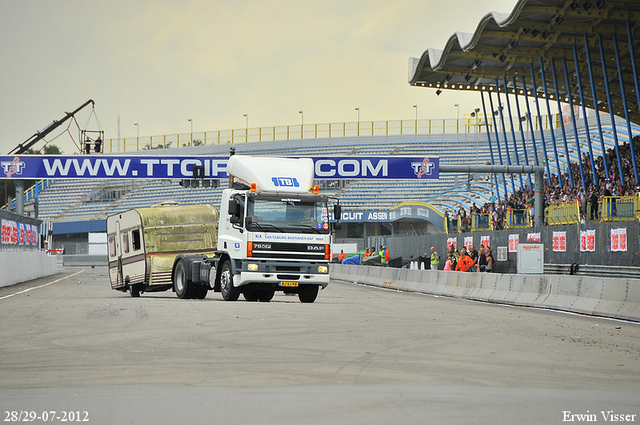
1,0,520,154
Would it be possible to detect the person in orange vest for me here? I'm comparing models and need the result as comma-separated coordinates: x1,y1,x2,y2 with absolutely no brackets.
338,249,346,263
455,246,474,272
363,247,371,258
379,246,390,264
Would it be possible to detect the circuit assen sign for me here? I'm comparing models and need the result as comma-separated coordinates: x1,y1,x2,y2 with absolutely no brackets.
333,204,444,228
0,155,439,180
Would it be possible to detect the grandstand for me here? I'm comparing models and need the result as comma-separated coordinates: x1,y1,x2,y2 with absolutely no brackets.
25,115,638,227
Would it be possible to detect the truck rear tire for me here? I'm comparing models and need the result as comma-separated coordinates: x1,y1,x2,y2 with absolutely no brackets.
194,285,208,300
220,260,240,301
298,285,318,303
174,259,195,299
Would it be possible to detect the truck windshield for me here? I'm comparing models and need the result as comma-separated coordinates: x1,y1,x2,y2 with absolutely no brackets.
247,199,329,234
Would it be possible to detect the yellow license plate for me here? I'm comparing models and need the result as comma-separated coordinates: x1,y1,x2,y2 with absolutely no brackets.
279,281,299,287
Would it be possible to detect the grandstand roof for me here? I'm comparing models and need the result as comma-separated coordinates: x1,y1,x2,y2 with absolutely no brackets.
408,0,640,124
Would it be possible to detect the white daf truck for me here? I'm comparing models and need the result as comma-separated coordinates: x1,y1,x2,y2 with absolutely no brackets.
107,154,341,303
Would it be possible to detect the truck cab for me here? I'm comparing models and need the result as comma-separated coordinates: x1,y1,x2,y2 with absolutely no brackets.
214,155,337,303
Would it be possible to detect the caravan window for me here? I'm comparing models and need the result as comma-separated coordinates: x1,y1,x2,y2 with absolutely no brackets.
122,232,129,253
132,229,141,251
108,236,116,257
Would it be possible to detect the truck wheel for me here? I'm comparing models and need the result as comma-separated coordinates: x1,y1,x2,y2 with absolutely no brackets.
194,285,208,300
243,286,259,302
174,259,194,299
259,289,275,302
298,285,318,303
130,283,141,298
220,260,240,301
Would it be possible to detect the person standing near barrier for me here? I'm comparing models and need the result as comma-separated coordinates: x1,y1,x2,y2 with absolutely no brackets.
478,247,487,272
379,246,390,264
443,255,452,271
363,247,371,258
455,247,474,272
589,184,599,220
468,245,478,272
485,248,494,272
430,246,439,270
378,247,386,265
338,249,346,263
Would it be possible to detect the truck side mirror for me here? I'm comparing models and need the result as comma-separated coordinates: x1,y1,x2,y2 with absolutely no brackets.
228,199,239,216
228,199,241,224
334,204,342,220
333,204,342,231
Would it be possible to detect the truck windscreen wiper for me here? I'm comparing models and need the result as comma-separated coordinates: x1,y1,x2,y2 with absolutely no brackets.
251,222,285,233
289,224,322,233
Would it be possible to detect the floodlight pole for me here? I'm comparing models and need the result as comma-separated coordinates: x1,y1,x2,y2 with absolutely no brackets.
439,164,545,228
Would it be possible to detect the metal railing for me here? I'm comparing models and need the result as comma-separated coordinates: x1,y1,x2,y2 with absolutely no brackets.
600,195,639,222
546,200,580,225
471,213,493,231
101,114,560,153
504,209,530,229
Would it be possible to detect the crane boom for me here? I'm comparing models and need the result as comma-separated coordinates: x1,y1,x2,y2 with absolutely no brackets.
8,99,95,155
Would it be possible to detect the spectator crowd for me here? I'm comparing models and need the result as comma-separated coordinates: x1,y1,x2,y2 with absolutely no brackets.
445,134,640,230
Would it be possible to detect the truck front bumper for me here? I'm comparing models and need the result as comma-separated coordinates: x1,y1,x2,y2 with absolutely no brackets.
236,260,330,289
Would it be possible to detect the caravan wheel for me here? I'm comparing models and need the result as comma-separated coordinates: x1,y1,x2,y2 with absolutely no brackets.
130,284,141,298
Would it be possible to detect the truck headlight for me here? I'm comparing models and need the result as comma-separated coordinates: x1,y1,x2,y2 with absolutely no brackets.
317,265,328,273
248,263,259,271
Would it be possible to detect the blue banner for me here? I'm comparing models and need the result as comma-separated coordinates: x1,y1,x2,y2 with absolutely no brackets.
0,155,230,179
313,156,438,179
0,155,439,180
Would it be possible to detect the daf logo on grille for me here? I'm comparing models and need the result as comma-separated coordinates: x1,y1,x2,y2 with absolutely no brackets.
307,245,324,251
253,243,271,249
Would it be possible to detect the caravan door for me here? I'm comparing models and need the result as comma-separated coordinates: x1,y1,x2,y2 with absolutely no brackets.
107,221,124,289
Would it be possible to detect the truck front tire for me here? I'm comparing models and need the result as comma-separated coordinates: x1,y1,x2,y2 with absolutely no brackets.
298,285,319,303
220,260,240,301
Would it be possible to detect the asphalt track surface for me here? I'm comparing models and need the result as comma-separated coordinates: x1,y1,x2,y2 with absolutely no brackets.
1,266,639,425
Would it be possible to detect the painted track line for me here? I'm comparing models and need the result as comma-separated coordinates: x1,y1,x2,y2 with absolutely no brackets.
0,270,85,301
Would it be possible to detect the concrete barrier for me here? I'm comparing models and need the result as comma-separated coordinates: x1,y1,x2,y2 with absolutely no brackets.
330,264,640,322
0,251,58,287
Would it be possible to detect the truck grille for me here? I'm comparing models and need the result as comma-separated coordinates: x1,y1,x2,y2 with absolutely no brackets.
251,242,325,261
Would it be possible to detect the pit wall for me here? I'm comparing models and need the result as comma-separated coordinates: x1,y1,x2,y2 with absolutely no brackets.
0,251,58,287
331,264,640,322
384,221,640,274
